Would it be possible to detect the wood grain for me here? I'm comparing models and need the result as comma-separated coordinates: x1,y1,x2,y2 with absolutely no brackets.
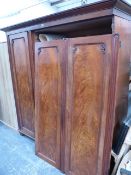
72,44,103,175
65,35,120,175
9,32,35,138
35,40,65,169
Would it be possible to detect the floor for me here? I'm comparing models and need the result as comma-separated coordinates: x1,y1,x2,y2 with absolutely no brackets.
0,122,65,175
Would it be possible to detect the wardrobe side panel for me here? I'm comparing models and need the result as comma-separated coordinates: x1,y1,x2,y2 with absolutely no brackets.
112,16,131,144
9,32,35,138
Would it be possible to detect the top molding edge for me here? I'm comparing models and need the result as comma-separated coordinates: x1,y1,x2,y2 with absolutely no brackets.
1,0,131,32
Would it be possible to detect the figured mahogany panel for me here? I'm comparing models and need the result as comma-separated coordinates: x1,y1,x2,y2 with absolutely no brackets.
35,40,65,169
65,35,120,175
9,32,34,138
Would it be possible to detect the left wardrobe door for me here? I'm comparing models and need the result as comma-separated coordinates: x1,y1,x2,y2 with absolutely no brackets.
35,40,66,170
9,32,35,138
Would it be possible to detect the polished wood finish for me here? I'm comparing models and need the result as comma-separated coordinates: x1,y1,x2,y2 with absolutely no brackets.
65,35,120,175
9,32,35,138
35,40,66,169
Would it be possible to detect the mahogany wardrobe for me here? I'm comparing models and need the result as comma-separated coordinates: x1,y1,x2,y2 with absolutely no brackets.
2,0,131,175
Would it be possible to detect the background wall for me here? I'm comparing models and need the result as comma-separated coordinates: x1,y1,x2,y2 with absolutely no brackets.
0,31,6,42
0,42,18,129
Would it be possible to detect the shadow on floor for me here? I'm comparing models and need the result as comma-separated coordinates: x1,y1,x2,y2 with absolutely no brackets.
0,122,65,175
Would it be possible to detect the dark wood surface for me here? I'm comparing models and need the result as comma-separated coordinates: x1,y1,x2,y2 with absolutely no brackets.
65,34,120,175
9,32,35,138
28,31,35,100
35,34,123,175
35,40,66,170
112,16,131,149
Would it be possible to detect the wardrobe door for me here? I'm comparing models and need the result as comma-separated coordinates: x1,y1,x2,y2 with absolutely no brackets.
9,32,35,138
35,40,66,170
65,35,120,175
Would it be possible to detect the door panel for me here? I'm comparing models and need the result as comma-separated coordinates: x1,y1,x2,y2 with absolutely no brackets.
71,44,104,175
9,32,34,138
65,35,119,175
35,40,65,169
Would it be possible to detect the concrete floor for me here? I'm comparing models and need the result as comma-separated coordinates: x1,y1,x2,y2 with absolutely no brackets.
0,122,64,175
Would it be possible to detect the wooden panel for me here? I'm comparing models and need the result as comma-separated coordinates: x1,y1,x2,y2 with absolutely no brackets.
112,16,131,147
70,44,104,175
35,40,65,169
65,35,120,175
9,32,34,138
0,42,18,129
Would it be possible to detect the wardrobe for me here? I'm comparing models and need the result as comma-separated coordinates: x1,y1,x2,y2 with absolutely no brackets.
2,0,131,175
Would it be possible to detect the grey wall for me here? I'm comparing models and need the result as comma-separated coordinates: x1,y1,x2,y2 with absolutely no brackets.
0,42,18,129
